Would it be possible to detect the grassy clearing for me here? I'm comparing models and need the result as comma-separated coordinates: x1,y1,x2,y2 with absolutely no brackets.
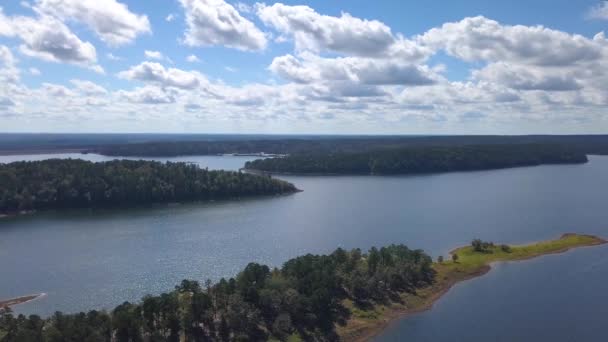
338,233,606,342
436,233,605,277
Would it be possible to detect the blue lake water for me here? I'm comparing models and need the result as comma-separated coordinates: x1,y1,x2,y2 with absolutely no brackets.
1,153,608,341
375,245,608,341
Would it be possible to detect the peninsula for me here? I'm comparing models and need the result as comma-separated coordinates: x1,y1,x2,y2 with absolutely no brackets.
244,144,588,175
0,159,298,216
339,233,606,341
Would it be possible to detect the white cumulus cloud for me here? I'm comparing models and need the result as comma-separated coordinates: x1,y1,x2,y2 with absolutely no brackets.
269,53,439,86
418,16,602,66
257,3,399,57
0,9,102,72
35,0,151,46
118,86,176,104
144,50,164,60
70,79,108,95
179,0,267,51
118,62,203,90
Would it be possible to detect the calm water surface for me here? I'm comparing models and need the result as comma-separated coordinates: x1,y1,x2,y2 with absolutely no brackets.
1,154,608,341
0,153,255,171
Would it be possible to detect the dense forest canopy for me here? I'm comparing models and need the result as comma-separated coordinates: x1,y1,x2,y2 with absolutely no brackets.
0,159,297,214
87,135,608,157
244,144,588,175
0,244,435,341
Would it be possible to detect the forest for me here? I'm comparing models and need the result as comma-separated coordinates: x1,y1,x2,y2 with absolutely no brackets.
0,244,435,341
244,144,589,175
89,135,608,157
0,159,297,214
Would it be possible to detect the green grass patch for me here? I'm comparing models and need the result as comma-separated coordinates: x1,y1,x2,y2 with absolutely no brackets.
441,234,603,272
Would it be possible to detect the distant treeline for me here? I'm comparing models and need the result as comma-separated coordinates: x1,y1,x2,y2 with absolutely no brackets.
91,135,608,157
0,244,435,341
0,159,297,214
244,144,588,175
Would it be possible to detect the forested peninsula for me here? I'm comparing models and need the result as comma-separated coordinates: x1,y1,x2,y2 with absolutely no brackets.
244,144,588,175
0,159,297,215
1,234,603,341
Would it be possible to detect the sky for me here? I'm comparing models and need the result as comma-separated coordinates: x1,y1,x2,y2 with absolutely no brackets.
0,0,607,134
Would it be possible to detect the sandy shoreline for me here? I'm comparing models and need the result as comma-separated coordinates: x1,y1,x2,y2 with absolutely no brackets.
340,233,607,341
341,266,492,342
0,293,47,309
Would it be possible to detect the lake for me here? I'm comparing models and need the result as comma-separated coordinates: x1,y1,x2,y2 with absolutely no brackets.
1,154,608,341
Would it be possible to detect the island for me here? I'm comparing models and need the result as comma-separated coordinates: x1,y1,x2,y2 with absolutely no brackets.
244,144,588,175
0,159,298,216
0,233,603,341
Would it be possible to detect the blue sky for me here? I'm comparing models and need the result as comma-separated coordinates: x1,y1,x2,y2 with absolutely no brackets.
0,0,607,133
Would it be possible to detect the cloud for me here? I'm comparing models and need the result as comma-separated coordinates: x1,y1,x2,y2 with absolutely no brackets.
106,53,122,61
257,3,416,58
3,4,608,133
220,83,289,107
459,111,487,121
306,82,386,102
269,53,439,86
0,45,16,67
70,79,108,95
118,62,203,90
588,1,608,20
184,103,203,112
418,16,602,66
29,67,40,75
235,2,253,14
0,9,102,72
144,50,164,60
179,0,267,51
413,15,608,104
186,54,200,62
35,0,151,46
41,82,77,97
0,45,20,85
118,86,176,104
0,96,15,108
166,13,176,22
473,62,582,91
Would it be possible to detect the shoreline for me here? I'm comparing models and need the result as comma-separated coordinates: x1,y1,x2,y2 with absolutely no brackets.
242,159,589,177
0,149,86,156
0,210,36,219
0,190,301,219
338,233,607,341
0,293,46,309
